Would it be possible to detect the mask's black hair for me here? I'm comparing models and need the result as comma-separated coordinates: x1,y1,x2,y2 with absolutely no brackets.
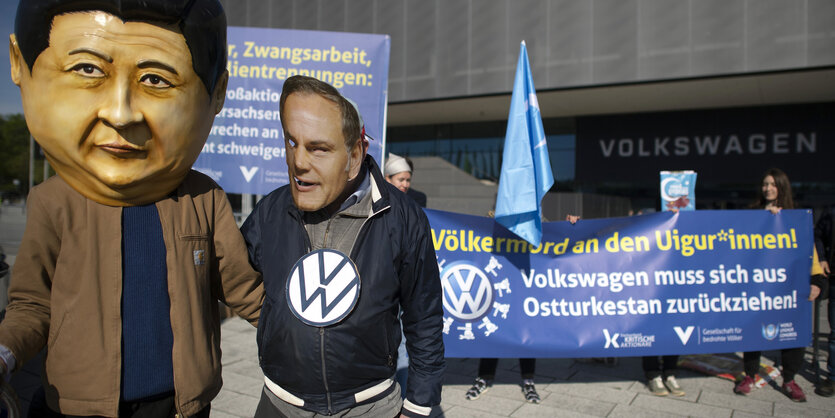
15,0,226,94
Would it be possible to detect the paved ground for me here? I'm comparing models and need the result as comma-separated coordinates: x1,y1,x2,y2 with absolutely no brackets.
3,203,835,417
212,315,835,418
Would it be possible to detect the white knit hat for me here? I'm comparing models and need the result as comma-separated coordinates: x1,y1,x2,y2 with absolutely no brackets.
384,153,411,177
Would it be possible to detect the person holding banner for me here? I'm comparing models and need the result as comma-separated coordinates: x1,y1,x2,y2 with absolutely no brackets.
384,153,428,399
643,356,684,396
733,168,826,402
465,358,540,403
241,76,445,417
383,153,427,208
385,153,413,195
814,207,834,397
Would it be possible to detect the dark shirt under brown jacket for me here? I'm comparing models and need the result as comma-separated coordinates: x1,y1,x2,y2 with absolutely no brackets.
0,171,264,417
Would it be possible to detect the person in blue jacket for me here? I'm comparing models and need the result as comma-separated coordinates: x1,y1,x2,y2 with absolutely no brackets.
241,75,445,417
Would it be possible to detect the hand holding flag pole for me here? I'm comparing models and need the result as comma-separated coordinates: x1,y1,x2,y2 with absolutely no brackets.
494,41,554,247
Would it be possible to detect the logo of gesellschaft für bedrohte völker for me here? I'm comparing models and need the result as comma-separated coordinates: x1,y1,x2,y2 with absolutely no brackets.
440,256,511,341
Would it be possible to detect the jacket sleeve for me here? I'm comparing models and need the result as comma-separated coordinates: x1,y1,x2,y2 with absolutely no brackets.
815,212,831,262
811,248,827,293
212,187,264,327
398,206,446,414
0,189,56,369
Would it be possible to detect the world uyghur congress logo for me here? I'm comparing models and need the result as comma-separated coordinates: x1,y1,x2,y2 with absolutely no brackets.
440,257,511,341
762,323,778,340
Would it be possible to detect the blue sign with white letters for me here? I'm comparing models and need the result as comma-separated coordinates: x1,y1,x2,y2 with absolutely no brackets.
427,209,814,358
193,27,390,195
660,170,696,211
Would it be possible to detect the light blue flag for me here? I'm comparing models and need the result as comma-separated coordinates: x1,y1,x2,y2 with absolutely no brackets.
494,41,554,247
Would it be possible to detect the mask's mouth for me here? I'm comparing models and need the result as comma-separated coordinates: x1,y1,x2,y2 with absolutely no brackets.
98,142,146,157
295,177,315,187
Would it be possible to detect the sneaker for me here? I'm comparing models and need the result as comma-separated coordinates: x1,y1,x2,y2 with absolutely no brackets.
521,379,541,404
734,375,755,395
465,377,491,400
782,380,807,402
648,376,669,396
664,376,685,396
816,378,835,397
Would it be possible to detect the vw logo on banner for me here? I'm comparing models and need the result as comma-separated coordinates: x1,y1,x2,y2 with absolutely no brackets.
286,249,361,327
441,261,494,321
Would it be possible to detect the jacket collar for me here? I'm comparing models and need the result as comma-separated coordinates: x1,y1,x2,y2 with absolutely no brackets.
285,155,390,219
364,155,391,213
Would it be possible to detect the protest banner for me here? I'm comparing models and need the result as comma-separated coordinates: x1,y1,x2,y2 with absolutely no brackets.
430,209,814,358
194,26,390,195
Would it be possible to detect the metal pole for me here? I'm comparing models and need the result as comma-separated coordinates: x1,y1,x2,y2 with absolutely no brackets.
43,159,50,182
814,299,821,384
28,136,34,194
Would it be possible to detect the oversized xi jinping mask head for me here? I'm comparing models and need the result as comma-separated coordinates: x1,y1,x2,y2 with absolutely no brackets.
10,0,228,206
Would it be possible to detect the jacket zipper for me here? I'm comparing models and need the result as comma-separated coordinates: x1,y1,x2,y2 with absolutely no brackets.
320,327,332,413
323,218,332,248
351,203,393,371
300,215,331,411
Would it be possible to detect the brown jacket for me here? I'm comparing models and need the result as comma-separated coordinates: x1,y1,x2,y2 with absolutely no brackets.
0,171,263,417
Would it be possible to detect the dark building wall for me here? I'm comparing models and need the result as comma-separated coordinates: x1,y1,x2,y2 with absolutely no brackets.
221,0,835,102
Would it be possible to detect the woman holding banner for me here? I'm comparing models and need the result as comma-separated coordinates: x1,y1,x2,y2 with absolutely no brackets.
733,168,826,402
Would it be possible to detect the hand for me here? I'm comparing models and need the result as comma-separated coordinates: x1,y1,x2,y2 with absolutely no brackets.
821,260,830,276
765,205,781,215
809,284,821,301
565,214,580,224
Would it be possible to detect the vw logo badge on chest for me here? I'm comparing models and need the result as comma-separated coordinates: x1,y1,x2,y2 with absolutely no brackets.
286,249,361,326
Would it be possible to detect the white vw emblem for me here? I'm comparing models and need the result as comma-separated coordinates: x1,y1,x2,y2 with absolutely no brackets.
441,262,493,321
286,249,361,326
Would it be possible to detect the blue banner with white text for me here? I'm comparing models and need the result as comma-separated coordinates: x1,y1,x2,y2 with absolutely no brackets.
427,209,814,358
193,27,390,195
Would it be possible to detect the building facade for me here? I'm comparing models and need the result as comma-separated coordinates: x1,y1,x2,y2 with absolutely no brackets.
222,0,835,212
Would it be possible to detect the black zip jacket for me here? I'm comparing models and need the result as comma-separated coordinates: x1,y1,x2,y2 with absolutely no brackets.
241,156,445,414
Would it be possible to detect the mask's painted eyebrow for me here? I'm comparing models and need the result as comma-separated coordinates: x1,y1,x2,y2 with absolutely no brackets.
68,48,113,63
137,59,179,75
284,132,296,145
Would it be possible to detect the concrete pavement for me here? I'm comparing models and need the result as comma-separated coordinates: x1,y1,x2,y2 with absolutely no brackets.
213,314,835,417
2,203,835,417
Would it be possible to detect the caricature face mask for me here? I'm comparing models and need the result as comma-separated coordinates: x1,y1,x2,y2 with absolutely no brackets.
10,10,226,206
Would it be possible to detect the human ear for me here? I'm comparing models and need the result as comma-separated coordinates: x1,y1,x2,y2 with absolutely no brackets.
211,70,228,114
347,139,363,181
9,34,24,86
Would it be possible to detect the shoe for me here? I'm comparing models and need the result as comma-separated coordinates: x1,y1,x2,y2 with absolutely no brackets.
816,378,835,397
521,379,541,404
734,375,755,395
664,375,685,396
465,377,491,400
648,376,669,396
782,380,807,402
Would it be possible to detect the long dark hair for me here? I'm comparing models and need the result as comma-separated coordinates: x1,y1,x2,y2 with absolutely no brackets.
753,168,794,209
